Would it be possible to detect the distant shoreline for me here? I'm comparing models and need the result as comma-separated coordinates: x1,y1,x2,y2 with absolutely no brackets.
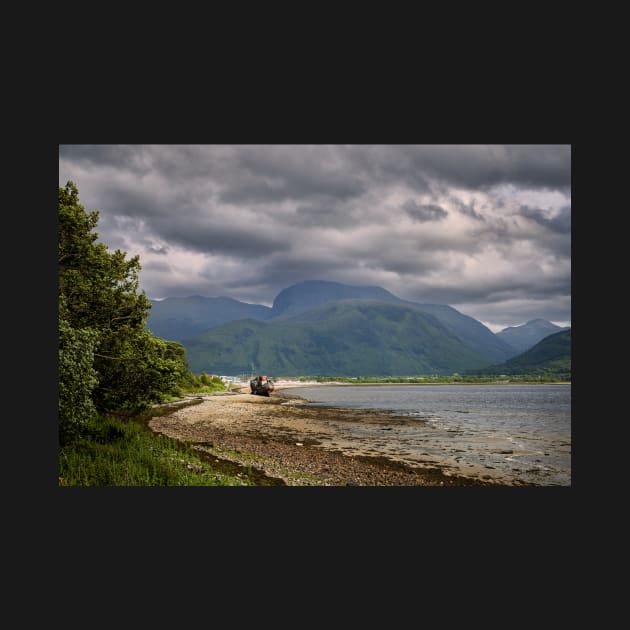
273,380,571,389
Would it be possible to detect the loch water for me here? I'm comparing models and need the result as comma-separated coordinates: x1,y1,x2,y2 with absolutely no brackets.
286,384,571,486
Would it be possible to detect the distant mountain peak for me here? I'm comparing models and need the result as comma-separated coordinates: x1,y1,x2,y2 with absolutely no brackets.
271,279,400,318
496,318,568,355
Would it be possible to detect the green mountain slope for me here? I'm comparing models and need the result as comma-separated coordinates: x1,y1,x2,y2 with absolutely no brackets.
144,280,515,363
404,302,515,362
147,295,272,340
272,280,514,362
469,329,571,377
182,300,494,376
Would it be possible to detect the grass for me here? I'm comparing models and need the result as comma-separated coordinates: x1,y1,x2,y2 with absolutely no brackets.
58,409,254,486
58,374,288,487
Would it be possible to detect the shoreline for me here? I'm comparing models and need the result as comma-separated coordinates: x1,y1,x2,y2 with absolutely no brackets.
148,387,532,486
272,380,571,387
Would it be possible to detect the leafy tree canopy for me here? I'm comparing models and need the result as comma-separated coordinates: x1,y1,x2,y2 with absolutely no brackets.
58,181,192,431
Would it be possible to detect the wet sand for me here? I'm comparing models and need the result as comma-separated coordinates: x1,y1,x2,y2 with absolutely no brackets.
148,386,520,486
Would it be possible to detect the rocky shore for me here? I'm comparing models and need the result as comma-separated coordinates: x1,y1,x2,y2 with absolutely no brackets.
148,386,510,486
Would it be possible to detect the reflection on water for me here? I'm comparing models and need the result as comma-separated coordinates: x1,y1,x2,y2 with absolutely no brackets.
287,384,571,486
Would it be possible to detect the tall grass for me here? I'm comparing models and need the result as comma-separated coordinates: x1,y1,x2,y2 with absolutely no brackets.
58,415,250,486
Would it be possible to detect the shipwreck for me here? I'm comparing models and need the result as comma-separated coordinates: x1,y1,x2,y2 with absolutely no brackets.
250,374,275,397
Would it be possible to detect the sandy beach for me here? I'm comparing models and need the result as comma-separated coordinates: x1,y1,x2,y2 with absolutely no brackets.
147,385,510,486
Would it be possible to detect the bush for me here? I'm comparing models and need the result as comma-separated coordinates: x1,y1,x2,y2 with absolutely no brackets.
58,315,99,445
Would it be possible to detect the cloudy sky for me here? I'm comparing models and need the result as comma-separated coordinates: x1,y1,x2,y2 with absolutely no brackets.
58,145,571,332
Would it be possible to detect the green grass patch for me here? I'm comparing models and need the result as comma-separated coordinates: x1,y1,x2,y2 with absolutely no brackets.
58,415,251,486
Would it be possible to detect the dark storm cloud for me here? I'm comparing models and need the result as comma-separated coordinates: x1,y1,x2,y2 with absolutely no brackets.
342,145,433,193
402,200,448,222
61,144,571,204
518,205,572,233
219,146,366,204
218,177,363,205
59,144,571,329
164,219,290,259
400,273,570,306
344,144,570,193
286,202,359,229
96,184,169,219
291,204,340,227
60,144,152,175
405,144,571,192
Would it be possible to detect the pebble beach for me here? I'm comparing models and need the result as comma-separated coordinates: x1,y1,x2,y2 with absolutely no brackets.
148,386,508,486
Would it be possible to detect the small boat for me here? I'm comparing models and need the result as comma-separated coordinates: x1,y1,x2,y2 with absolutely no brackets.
250,374,275,397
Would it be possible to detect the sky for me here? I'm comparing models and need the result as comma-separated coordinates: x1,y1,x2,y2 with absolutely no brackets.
58,144,571,333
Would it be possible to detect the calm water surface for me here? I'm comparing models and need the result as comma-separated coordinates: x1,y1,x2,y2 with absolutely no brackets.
287,384,571,486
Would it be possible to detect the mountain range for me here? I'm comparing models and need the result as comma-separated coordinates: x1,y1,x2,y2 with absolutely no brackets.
495,318,570,354
146,295,272,341
146,280,569,376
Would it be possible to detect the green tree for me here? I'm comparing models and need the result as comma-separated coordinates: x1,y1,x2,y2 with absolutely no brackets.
59,182,151,332
58,296,99,444
58,181,191,417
